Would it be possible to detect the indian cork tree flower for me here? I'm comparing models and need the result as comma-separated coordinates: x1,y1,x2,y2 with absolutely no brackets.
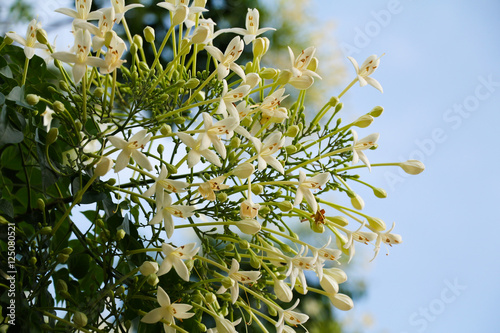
149,193,196,239
177,132,222,168
273,276,293,303
41,106,55,131
143,165,188,205
240,198,260,219
217,258,261,304
94,156,113,177
112,0,144,24
371,222,402,260
259,88,289,124
197,175,229,201
293,170,330,214
328,293,354,311
199,112,239,159
139,261,159,276
55,0,102,22
288,246,316,291
101,33,127,74
216,80,251,118
350,129,379,172
158,242,199,281
275,299,309,333
311,237,341,280
51,29,106,84
212,316,242,333
287,46,322,90
399,159,425,175
220,8,275,44
347,54,384,93
204,36,246,81
158,0,206,26
107,128,153,172
140,286,195,331
74,7,116,51
250,132,285,174
6,18,48,59
230,162,255,179
234,218,261,235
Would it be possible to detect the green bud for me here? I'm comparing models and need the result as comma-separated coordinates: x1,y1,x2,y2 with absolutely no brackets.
93,87,104,99
26,94,40,106
0,216,9,225
328,96,339,107
258,206,270,216
240,117,251,127
157,144,164,155
56,279,68,293
160,124,172,135
131,194,140,204
36,29,49,45
53,101,65,113
198,323,207,332
352,114,374,128
61,247,73,255
260,67,277,80
116,229,126,241
185,78,200,89
229,136,241,148
37,198,45,211
251,184,263,195
139,61,149,72
217,192,228,202
276,201,293,212
268,305,278,317
234,250,241,262
107,178,116,186
60,290,71,299
73,312,88,327
147,273,159,286
221,277,234,289
116,285,126,295
144,26,155,43
335,102,344,113
239,239,250,249
40,226,52,235
29,257,37,266
173,116,185,124
133,34,143,48
285,145,297,154
4,34,13,45
373,187,387,198
350,193,364,210
46,128,58,145
250,253,261,269
59,80,70,92
205,292,217,304
225,243,235,251
367,216,386,232
253,37,269,58
295,143,302,151
185,259,194,271
166,163,177,175
326,215,349,227
56,253,69,263
280,243,292,253
310,220,325,233
96,219,105,228
285,125,300,137
276,69,292,85
369,105,384,117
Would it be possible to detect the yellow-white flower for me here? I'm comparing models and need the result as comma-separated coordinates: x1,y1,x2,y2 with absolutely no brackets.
250,132,285,174
101,33,127,74
112,0,144,24
293,170,330,213
6,19,47,59
205,36,246,81
287,46,321,90
347,54,384,93
158,242,199,281
41,106,55,131
197,175,229,201
177,132,222,168
107,129,152,172
199,112,239,159
74,7,116,51
217,80,251,118
351,129,379,172
217,258,261,304
288,246,315,291
212,316,242,333
220,8,275,44
259,88,289,123
149,193,196,239
275,299,309,333
158,0,206,26
55,0,102,21
143,165,188,205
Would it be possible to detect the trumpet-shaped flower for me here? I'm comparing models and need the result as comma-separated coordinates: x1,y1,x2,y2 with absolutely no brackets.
288,246,316,290
275,299,309,333
141,286,195,330
41,106,55,131
143,165,188,204
197,175,229,201
6,19,47,59
347,54,383,93
205,36,245,80
350,129,379,172
55,0,102,21
217,258,261,304
371,222,402,260
216,80,251,118
287,46,321,90
199,113,239,159
293,170,330,213
158,242,199,281
51,29,106,84
240,198,260,219
259,88,289,123
74,7,116,51
177,132,222,168
101,33,127,74
311,237,342,280
107,128,152,172
112,0,144,24
220,8,275,44
149,193,196,238
250,132,285,174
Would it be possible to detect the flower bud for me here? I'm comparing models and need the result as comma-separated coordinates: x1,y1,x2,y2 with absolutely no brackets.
366,216,386,232
276,69,292,85
29,257,37,265
139,61,149,72
235,219,261,235
46,128,58,145
285,145,297,154
320,274,339,294
139,261,159,276
73,312,88,327
251,184,263,195
231,162,255,178
205,292,217,304
244,73,260,89
399,160,425,175
307,57,319,72
191,25,210,44
56,279,68,293
229,136,241,148
35,28,49,44
311,220,325,233
373,187,387,198
133,34,143,49
260,67,277,80
53,101,65,113
276,201,293,212
253,37,269,58
104,31,115,48
335,102,344,113
147,273,159,286
352,114,374,128
4,33,14,45
143,26,155,43
369,105,384,117
166,163,178,175
285,125,300,137
173,116,185,124
37,198,45,211
40,226,52,235
350,193,364,210
59,80,70,92
93,87,104,99
217,192,228,202
160,124,172,135
185,78,200,89
326,216,349,227
116,229,126,241
328,293,354,311
239,239,250,249
221,277,234,289
26,94,40,106
56,253,70,263
94,156,113,177
328,96,339,107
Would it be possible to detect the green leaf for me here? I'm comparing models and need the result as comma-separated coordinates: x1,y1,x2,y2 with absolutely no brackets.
67,253,91,280
0,105,24,148
0,65,13,79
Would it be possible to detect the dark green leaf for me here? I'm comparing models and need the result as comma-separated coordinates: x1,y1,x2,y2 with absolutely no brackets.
67,253,91,280
0,105,24,147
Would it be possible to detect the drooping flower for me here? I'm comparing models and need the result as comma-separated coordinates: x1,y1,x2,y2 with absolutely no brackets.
41,106,55,131
6,18,47,59
158,242,199,281
149,193,196,238
51,29,106,84
140,286,195,331
350,129,379,172
112,0,145,24
212,316,242,333
347,54,384,93
55,0,102,22
219,8,275,44
205,36,245,80
107,128,153,172
287,46,321,89
293,170,330,213
250,132,285,174
198,113,239,159
143,165,188,204
197,175,229,201
275,299,309,333
217,258,261,304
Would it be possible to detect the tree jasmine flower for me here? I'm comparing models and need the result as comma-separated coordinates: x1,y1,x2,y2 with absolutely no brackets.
107,128,153,172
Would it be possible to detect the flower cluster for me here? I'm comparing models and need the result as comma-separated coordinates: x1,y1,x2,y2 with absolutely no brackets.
1,0,425,332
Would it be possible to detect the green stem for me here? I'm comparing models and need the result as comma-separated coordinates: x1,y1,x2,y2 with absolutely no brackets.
21,57,29,86
286,147,351,173
338,78,358,99
82,68,87,123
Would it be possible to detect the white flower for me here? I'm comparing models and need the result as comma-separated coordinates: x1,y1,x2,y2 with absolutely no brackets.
143,165,188,204
259,88,289,124
51,29,106,84
220,8,275,44
372,222,402,260
350,129,379,172
217,258,261,304
328,293,354,311
216,80,251,118
240,198,260,219
112,0,144,24
55,0,102,21
74,7,115,50
139,261,159,276
158,242,199,281
250,132,285,174
275,299,309,333
149,193,196,239
177,132,222,168
205,36,245,81
107,128,152,172
311,237,341,280
197,175,229,201
213,316,242,333
272,276,293,303
197,18,220,45
140,286,195,329
94,156,113,177
234,219,261,235
347,54,383,93
158,0,206,26
288,247,315,291
199,113,239,159
293,170,330,213
41,106,55,131
6,19,47,59
287,46,321,90
101,33,127,74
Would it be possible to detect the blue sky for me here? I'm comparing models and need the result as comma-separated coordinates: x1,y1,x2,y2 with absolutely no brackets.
309,0,500,332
